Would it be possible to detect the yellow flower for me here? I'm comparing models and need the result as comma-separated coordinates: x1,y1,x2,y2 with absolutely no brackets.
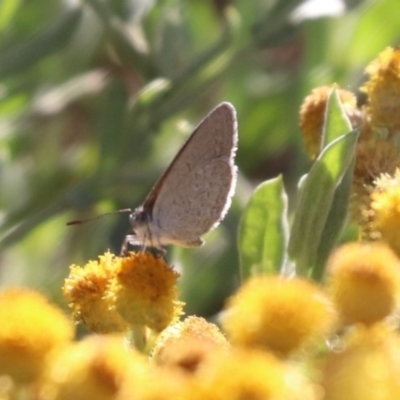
349,49,400,228
361,169,400,256
326,242,400,325
223,276,335,356
192,348,316,400
63,252,129,334
299,85,360,159
352,135,400,225
321,324,400,400
353,131,400,186
117,366,192,400
108,252,184,332
362,47,400,134
0,288,74,384
151,316,230,373
42,335,149,400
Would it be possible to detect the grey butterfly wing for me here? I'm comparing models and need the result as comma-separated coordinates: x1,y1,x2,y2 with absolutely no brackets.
147,102,238,246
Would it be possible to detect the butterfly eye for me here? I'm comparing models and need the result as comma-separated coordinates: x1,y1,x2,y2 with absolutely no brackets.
129,208,147,225
129,213,136,225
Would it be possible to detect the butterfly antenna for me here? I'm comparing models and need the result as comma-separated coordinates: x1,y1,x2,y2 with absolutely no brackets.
66,208,133,226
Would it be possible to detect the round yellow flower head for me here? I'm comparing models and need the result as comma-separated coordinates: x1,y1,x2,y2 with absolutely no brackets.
352,48,400,224
0,288,74,384
299,85,360,159
223,276,335,356
192,348,316,400
42,335,149,400
354,128,400,183
321,324,400,400
363,169,400,256
151,316,230,373
63,252,129,334
108,252,184,332
362,47,400,134
352,134,400,217
326,242,400,325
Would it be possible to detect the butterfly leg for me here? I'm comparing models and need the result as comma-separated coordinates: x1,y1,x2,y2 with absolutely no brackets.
145,231,167,257
121,233,166,258
121,234,134,256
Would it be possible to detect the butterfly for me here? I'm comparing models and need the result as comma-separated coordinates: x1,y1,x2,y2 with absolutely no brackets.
123,102,238,252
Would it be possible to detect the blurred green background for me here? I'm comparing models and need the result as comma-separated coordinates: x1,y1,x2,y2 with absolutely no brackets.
0,0,398,318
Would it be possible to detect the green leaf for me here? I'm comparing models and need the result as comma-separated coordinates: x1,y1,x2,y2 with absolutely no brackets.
312,160,355,280
309,89,355,281
0,0,22,33
238,176,289,280
84,0,152,75
322,88,352,147
0,6,82,78
288,92,359,276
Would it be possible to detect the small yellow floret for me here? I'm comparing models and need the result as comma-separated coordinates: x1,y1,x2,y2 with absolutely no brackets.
63,252,129,333
108,252,184,332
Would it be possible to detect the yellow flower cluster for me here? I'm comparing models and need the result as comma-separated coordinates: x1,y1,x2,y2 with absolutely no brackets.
2,240,400,399
299,47,400,257
63,251,184,336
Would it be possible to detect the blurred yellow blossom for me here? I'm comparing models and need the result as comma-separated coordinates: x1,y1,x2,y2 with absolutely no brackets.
326,242,400,325
118,364,194,400
41,335,149,400
151,316,230,373
223,276,335,356
0,288,74,384
192,348,316,400
321,324,400,400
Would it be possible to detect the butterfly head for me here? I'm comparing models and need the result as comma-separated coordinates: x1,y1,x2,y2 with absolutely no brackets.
127,206,150,237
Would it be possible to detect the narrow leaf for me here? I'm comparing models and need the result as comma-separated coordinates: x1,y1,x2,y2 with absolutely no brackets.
238,176,289,280
289,129,359,275
312,159,355,280
0,6,82,78
288,91,358,276
322,88,352,147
